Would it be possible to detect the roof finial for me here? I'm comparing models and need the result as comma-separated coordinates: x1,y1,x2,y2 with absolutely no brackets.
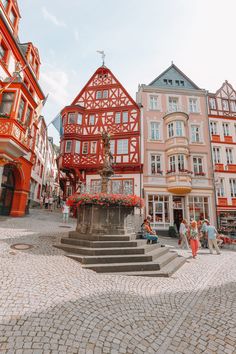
171,60,174,65
97,50,106,66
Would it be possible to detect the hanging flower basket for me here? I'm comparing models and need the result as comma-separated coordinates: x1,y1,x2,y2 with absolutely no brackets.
68,193,144,208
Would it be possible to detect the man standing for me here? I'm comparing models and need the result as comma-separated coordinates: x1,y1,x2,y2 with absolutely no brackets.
206,220,221,255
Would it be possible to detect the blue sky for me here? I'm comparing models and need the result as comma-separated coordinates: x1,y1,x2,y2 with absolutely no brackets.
18,0,236,144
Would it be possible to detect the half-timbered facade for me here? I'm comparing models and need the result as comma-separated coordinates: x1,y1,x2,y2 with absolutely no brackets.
58,66,142,200
208,81,236,230
137,64,215,231
0,0,45,215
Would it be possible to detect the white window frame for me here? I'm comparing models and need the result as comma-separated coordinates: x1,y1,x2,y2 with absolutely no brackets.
117,139,128,154
96,91,102,99
115,112,121,124
213,147,221,163
217,178,225,197
193,157,203,174
222,122,230,136
191,125,201,143
78,113,82,125
68,113,77,124
89,115,95,125
122,111,128,123
150,122,160,140
168,97,179,112
189,98,199,113
209,98,216,110
150,154,162,174
82,142,88,154
169,156,176,172
149,95,159,110
90,141,97,154
229,179,236,197
226,148,233,164
210,121,218,135
65,140,72,153
75,140,80,154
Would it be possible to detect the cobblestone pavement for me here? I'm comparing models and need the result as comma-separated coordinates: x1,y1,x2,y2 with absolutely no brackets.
0,209,236,354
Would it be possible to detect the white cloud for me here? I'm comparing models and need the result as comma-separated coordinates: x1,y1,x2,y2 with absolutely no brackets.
42,6,66,28
74,29,79,42
40,67,70,106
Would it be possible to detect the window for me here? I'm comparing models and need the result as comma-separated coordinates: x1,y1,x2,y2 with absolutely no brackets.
111,179,133,195
110,140,115,154
168,121,183,137
175,80,180,86
2,0,9,10
176,121,183,136
68,113,77,124
191,125,201,142
163,79,168,85
209,98,216,110
177,154,185,170
168,122,174,137
149,96,158,110
123,180,133,195
82,142,88,154
91,141,97,154
0,92,14,115
210,121,218,135
213,147,221,163
150,122,160,140
168,97,179,112
230,179,236,197
148,194,170,225
230,101,236,112
223,123,230,136
96,91,102,99
217,179,225,197
151,154,161,174
180,81,184,87
78,113,82,124
17,98,26,121
193,157,203,174
189,98,198,113
226,148,233,164
91,180,101,193
25,106,32,125
103,90,108,98
117,139,128,154
0,41,7,60
65,140,72,153
169,156,176,172
123,111,128,123
89,115,95,125
115,112,121,124
189,196,209,221
222,100,229,111
9,9,16,25
75,141,80,154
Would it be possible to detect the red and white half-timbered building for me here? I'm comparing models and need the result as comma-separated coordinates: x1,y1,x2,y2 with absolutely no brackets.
0,0,45,216
208,81,236,229
58,66,142,201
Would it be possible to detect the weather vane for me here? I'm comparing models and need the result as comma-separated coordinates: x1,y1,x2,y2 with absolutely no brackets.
97,50,105,66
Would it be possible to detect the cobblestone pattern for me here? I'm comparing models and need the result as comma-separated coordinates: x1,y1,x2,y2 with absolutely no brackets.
0,209,236,354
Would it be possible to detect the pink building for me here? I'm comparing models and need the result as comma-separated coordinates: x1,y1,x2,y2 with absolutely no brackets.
208,81,236,231
137,64,215,231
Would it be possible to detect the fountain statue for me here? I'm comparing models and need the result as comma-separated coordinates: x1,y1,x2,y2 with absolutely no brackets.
99,131,114,193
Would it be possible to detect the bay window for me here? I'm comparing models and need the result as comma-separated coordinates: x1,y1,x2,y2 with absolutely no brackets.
91,141,97,154
82,142,88,154
75,141,80,154
17,98,26,122
0,92,15,116
168,121,184,138
65,140,72,153
68,113,77,124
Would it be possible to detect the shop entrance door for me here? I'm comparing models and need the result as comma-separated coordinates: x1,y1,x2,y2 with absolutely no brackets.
173,196,184,232
0,166,15,216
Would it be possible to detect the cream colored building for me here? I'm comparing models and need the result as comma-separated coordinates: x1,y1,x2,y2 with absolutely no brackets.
137,64,216,231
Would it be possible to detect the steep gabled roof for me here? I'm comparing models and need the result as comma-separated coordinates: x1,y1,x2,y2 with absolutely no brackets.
149,63,200,90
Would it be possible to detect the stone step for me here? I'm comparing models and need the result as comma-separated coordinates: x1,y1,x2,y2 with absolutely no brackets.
106,257,186,277
54,242,161,256
61,237,147,248
68,231,136,241
65,246,168,264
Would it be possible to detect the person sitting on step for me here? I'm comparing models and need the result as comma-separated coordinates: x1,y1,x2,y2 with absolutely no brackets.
143,219,158,244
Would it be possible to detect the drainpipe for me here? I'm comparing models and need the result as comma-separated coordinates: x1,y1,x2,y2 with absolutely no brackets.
138,99,144,218
204,90,218,228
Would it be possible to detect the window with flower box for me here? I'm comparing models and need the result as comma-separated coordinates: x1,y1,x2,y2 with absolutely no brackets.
111,179,133,195
151,154,162,174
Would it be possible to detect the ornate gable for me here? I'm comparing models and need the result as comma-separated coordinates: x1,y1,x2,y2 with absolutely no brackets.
215,81,236,100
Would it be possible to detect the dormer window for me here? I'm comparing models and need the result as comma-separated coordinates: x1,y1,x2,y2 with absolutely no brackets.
180,81,184,86
163,79,168,85
168,80,173,85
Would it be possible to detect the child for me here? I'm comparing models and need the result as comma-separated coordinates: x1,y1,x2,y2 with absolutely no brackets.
62,200,70,223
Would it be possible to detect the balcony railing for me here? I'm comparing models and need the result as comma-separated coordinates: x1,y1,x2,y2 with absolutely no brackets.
0,119,31,152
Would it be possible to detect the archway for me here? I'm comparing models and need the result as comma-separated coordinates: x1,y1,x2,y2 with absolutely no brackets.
0,165,15,215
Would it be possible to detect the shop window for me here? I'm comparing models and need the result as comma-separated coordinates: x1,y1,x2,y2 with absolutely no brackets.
189,196,209,221
0,92,15,116
148,194,170,225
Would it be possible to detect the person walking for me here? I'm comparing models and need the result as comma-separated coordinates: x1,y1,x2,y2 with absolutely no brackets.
48,196,53,212
44,195,49,209
189,220,199,259
179,219,189,249
62,200,70,223
205,220,221,255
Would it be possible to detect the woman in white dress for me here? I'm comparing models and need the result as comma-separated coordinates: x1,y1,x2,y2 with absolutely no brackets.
179,219,189,250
